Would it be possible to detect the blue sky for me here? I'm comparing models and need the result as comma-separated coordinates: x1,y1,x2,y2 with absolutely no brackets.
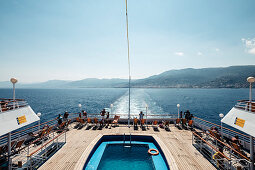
0,0,255,83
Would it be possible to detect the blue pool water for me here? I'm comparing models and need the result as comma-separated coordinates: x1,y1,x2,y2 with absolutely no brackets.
85,141,169,170
98,144,154,170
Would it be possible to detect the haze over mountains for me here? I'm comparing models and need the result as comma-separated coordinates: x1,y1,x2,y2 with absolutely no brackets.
1,65,255,88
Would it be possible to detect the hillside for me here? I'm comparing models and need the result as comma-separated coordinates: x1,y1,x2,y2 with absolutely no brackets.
0,65,255,88
131,65,255,88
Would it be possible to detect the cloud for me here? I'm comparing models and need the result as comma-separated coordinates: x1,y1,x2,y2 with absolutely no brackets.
242,38,255,55
197,52,203,56
215,48,220,52
249,48,255,54
174,52,184,56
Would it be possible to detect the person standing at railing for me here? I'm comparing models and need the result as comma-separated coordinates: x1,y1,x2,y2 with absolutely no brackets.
63,111,69,122
82,110,87,119
185,110,191,121
100,109,106,126
139,111,144,124
105,112,110,127
57,114,63,128
180,111,183,119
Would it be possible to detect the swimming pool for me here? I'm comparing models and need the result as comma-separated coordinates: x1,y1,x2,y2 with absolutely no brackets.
83,135,169,170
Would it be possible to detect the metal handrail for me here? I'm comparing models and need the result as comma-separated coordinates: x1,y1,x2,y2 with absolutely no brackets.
194,116,251,139
28,131,65,157
205,132,250,161
235,100,255,112
192,131,231,161
0,98,28,113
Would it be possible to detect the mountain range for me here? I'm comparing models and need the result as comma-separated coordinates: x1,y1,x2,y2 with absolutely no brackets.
1,65,255,88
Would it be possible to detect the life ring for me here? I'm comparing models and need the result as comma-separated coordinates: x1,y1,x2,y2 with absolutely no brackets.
148,148,159,156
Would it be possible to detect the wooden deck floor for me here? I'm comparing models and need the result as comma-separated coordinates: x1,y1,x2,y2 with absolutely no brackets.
39,124,216,170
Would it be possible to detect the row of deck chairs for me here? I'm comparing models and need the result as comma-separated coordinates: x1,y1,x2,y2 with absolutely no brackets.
74,115,120,130
175,118,193,130
0,139,25,158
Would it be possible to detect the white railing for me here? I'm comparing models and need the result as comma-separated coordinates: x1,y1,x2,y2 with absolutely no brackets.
235,100,255,112
0,98,28,113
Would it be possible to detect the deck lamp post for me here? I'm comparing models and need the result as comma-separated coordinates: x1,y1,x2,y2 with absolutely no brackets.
145,104,148,129
10,78,18,109
177,104,180,119
219,113,224,139
247,77,255,102
247,77,255,170
9,78,17,169
247,77,255,112
37,112,41,131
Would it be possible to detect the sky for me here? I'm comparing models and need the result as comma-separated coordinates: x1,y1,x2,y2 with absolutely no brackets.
0,0,255,83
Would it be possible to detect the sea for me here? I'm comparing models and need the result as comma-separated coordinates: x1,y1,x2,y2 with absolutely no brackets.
0,88,250,125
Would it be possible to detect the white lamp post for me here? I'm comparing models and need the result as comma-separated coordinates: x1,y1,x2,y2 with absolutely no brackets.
8,78,17,169
145,104,148,129
247,77,255,101
219,113,224,139
247,77,255,170
247,77,255,111
10,78,18,109
37,112,41,131
177,104,180,119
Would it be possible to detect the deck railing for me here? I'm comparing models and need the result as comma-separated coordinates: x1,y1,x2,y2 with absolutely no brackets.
10,131,66,169
192,131,251,170
235,100,255,112
193,116,254,145
0,98,28,113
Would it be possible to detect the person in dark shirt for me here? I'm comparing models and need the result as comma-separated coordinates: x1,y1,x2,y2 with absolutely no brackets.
63,111,69,122
100,109,106,117
82,110,87,118
185,110,191,121
180,111,183,119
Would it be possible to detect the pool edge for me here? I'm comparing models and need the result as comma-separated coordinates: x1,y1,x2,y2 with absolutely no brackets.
74,133,178,170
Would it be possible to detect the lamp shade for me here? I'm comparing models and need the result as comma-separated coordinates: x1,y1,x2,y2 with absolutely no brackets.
219,113,224,118
247,77,255,83
10,78,18,84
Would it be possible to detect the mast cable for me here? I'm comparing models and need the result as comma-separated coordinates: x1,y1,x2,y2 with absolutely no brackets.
125,0,131,128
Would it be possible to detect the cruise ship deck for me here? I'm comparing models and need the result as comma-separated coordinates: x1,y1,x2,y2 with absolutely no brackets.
38,124,215,170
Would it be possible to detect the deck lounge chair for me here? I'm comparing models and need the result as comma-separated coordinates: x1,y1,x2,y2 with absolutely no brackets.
164,121,170,131
133,118,138,130
188,120,194,130
152,120,159,131
231,142,247,158
175,118,181,129
12,139,25,154
0,145,5,157
140,119,146,131
112,115,120,127
181,118,187,129
77,119,86,130
92,118,99,130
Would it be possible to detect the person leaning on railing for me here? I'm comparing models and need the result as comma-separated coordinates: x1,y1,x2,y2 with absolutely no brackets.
63,111,69,122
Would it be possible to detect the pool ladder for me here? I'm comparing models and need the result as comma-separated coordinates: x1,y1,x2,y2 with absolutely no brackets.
123,133,132,146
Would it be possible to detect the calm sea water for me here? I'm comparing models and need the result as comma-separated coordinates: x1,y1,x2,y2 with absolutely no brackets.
0,88,250,124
